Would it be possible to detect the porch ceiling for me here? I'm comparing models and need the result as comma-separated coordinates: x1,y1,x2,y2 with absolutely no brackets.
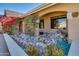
40,11,67,18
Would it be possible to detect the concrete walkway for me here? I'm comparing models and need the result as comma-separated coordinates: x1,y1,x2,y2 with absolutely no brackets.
68,40,79,56
4,33,27,56
0,34,10,56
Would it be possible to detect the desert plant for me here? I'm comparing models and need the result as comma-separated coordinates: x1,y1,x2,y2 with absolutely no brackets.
25,45,39,56
45,45,52,56
24,14,39,36
8,25,17,35
45,44,64,56
52,45,64,56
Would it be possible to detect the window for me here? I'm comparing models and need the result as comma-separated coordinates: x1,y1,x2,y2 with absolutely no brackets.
51,19,55,29
39,19,44,29
51,16,67,29
19,21,23,32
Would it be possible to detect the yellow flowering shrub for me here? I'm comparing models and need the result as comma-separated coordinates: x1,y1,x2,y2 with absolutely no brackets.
45,45,64,56
25,45,39,56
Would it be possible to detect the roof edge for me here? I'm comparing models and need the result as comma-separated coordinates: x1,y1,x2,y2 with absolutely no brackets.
23,3,57,17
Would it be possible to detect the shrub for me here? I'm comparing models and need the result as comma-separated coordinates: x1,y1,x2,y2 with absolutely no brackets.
25,45,39,56
45,45,64,56
45,45,52,56
52,45,64,56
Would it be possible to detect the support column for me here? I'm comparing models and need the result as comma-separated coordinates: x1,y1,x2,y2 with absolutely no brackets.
22,21,25,33
35,19,40,37
67,11,79,56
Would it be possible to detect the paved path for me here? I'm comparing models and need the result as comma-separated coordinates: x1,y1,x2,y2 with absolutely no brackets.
0,34,10,56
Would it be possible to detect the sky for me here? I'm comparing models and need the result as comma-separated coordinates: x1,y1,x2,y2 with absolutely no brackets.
0,3,41,15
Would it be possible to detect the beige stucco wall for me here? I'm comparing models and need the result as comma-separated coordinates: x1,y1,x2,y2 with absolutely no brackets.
68,13,79,56
68,17,79,40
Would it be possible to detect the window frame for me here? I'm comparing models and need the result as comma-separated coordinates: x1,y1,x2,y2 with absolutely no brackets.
39,19,44,29
50,16,67,29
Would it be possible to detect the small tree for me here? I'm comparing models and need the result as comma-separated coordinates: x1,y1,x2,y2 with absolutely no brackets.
24,14,39,36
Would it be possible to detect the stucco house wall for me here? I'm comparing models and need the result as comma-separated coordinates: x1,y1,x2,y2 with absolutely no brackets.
68,17,79,41
68,17,79,55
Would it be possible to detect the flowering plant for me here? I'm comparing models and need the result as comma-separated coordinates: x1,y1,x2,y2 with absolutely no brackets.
25,45,39,56
45,44,64,56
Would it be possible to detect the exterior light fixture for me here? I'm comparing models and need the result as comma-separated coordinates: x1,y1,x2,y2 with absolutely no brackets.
72,12,78,17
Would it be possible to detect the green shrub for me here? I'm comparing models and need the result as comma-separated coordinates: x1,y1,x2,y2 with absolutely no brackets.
52,45,64,56
25,45,39,56
45,45,52,56
45,45,64,56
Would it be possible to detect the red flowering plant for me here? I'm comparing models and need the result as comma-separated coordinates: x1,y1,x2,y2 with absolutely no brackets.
0,16,16,33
